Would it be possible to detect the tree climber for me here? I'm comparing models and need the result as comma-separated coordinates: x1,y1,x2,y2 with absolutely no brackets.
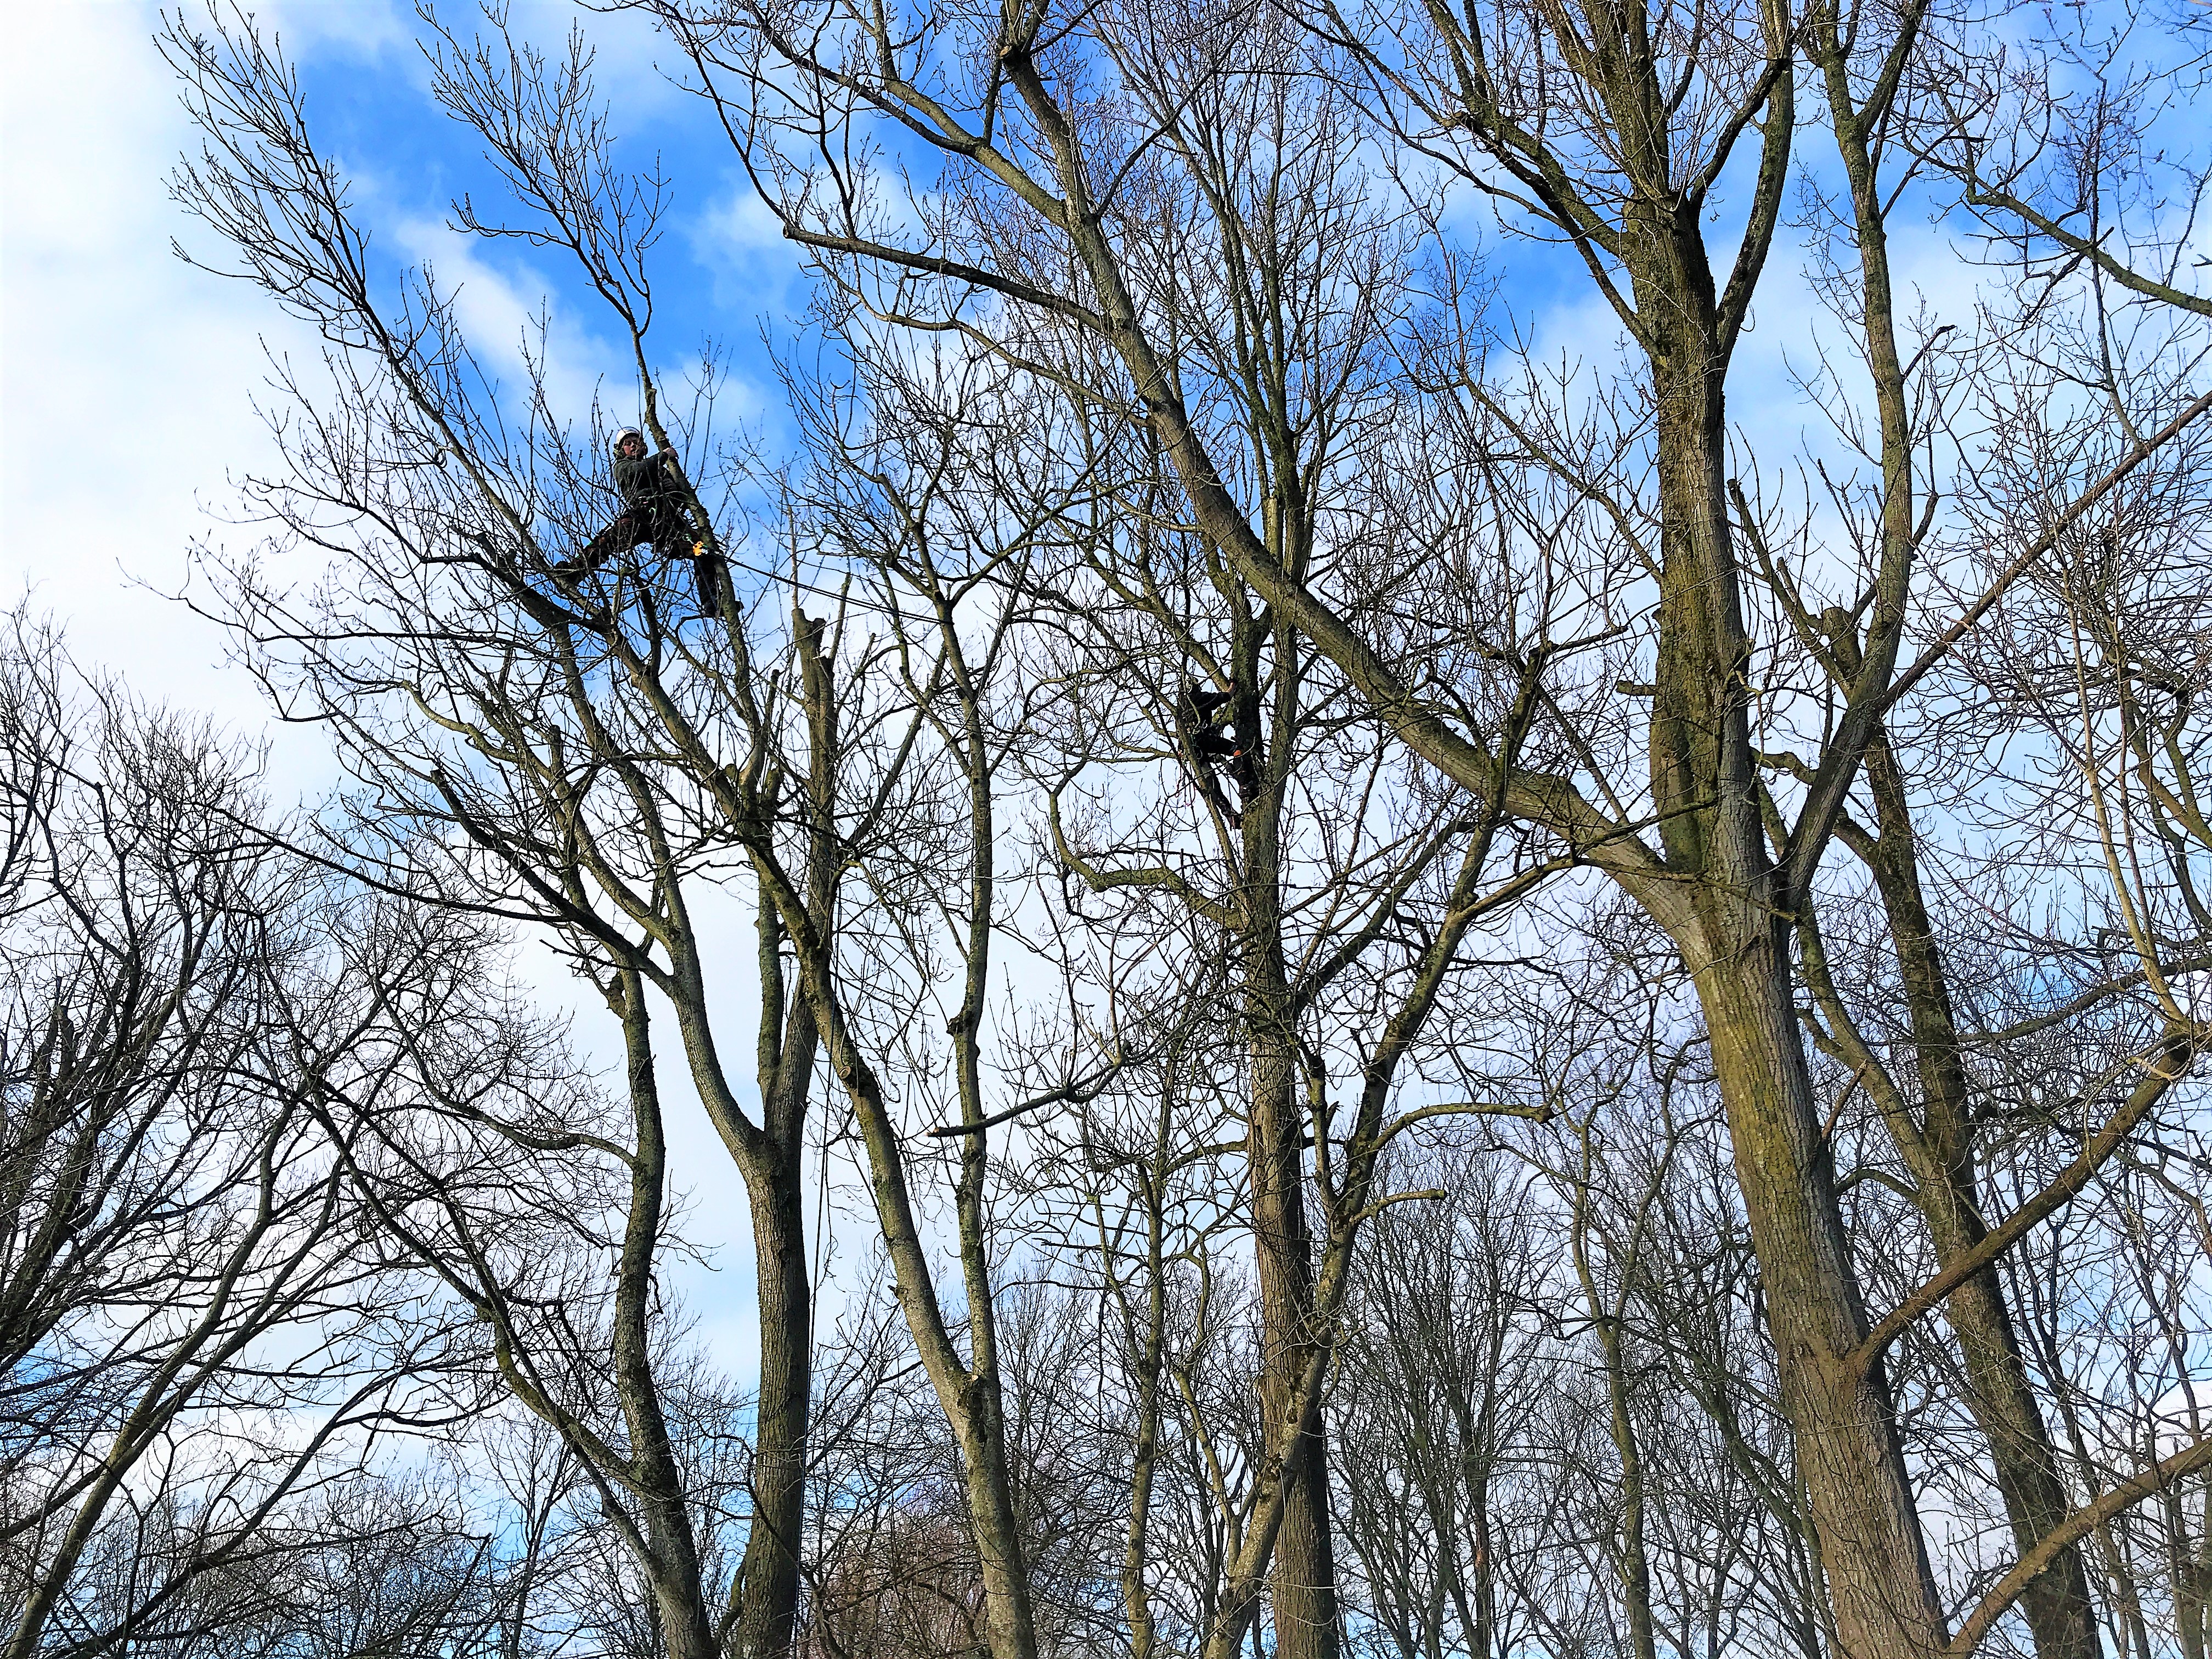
1178,676,1256,826
558,427,726,613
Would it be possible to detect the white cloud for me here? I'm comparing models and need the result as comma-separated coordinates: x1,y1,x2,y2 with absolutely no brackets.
391,212,631,420
258,0,414,56
0,0,328,752
693,180,802,305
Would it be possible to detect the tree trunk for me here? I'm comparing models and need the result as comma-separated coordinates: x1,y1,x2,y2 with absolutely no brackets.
1695,948,1949,1656
1124,1086,1173,1659
1642,302,1950,1654
737,1142,812,1659
1598,1315,1657,1659
1251,1038,1339,1659
612,973,721,1659
1245,811,1339,1659
1858,735,2101,1659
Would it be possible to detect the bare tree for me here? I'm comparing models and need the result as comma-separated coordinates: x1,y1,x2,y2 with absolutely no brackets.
104,2,2212,1655
645,0,2212,1644
0,614,504,1659
159,12,862,1654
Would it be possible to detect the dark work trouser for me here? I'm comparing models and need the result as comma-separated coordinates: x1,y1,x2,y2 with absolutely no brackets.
570,506,724,613
578,502,691,571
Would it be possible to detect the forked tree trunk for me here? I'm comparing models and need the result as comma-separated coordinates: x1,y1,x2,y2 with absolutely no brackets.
751,611,1040,1659
725,623,839,1659
1644,314,1951,1654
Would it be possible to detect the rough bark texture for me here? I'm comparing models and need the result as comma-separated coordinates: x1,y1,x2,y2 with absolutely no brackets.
737,1133,812,1659
1642,290,1950,1652
612,974,721,1659
1695,949,1948,1654
1238,634,1340,1659
1858,737,2100,1659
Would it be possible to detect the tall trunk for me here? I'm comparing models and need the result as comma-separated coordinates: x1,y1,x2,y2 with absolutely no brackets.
665,877,820,1659
1250,1026,1338,1659
1463,1409,1496,1659
2169,1485,2208,1659
756,608,1038,1659
942,599,1043,1659
612,973,720,1659
1696,941,1949,1656
1129,261,1954,1652
1241,647,1339,1659
1645,304,1949,1653
1858,736,2102,1659
774,909,1039,1659
2191,1482,2212,1659
956,1330,1039,1659
667,924,817,1659
727,621,840,1659
736,1140,812,1659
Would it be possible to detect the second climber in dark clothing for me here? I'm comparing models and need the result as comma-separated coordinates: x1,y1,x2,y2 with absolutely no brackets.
1180,677,1257,825
562,427,725,613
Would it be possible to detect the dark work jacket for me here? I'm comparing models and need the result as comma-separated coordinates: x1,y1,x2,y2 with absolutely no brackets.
614,449,689,514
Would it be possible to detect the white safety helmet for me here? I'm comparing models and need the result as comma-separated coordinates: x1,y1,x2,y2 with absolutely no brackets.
611,426,645,455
